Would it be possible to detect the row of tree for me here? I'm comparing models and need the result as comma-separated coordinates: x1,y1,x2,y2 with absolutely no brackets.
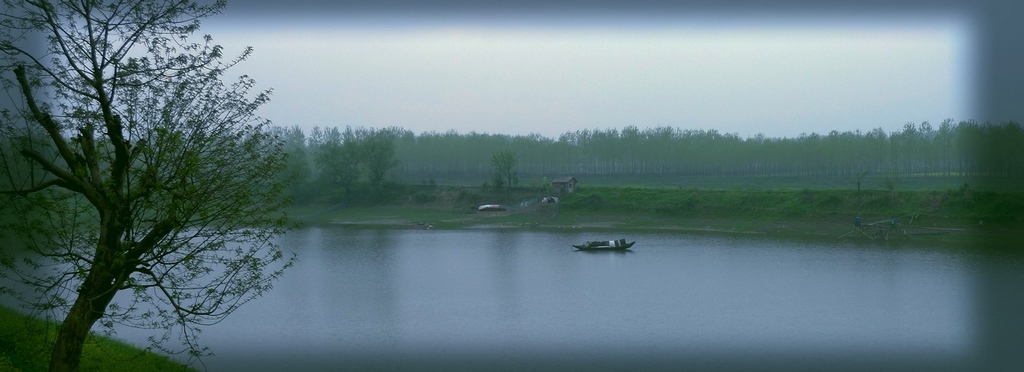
277,120,1023,194
273,125,404,203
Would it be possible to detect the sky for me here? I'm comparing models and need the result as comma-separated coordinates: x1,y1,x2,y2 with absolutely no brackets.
201,10,974,139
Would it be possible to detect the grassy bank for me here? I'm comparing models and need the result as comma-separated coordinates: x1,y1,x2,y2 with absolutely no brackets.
0,305,192,372
560,185,1022,223
288,184,1023,244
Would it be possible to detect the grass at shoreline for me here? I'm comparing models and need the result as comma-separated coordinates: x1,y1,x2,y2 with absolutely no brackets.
287,185,1023,245
0,305,192,372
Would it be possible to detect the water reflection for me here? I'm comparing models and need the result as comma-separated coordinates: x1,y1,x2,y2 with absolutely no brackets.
111,228,1016,371
573,249,635,255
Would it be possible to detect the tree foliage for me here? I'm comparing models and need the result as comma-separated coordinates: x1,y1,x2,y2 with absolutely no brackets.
0,1,293,370
359,127,400,192
491,150,518,191
279,120,1022,195
310,126,360,197
272,125,313,201
304,125,400,202
384,121,1023,186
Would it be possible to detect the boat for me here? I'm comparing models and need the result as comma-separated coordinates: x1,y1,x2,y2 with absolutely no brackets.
477,204,508,212
572,239,635,251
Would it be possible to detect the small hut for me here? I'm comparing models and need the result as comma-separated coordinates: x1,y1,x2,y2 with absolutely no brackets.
551,177,578,194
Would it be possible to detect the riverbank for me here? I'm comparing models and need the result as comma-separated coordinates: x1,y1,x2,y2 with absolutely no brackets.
287,186,1023,246
0,305,192,371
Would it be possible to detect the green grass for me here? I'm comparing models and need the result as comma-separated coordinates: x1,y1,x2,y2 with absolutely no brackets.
0,305,193,372
558,185,1024,224
285,183,1023,245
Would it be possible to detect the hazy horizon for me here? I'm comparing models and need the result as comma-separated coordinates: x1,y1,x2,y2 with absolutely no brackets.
203,9,974,139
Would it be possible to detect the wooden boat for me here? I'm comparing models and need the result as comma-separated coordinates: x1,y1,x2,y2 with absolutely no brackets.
573,239,635,251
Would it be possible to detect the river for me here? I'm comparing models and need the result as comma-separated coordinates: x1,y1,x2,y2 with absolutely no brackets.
115,227,1021,371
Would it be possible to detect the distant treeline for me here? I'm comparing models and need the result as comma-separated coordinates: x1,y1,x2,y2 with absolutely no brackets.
274,120,1022,195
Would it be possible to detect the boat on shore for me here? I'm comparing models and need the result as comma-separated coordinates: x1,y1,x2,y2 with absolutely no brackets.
573,239,635,251
477,204,508,212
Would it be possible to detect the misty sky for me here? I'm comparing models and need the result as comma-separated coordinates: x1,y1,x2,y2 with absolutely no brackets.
203,12,973,139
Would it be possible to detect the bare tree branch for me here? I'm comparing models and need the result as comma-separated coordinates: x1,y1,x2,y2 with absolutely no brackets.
0,177,75,194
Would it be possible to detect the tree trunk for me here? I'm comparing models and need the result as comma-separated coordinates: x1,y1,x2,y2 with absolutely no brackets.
49,286,110,372
49,226,122,372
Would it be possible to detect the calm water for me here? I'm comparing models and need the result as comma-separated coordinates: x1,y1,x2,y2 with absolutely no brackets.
120,227,1023,371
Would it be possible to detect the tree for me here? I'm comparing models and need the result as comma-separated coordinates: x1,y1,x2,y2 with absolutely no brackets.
358,127,400,194
273,125,313,201
491,150,518,193
309,126,399,201
311,126,360,198
0,1,294,370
